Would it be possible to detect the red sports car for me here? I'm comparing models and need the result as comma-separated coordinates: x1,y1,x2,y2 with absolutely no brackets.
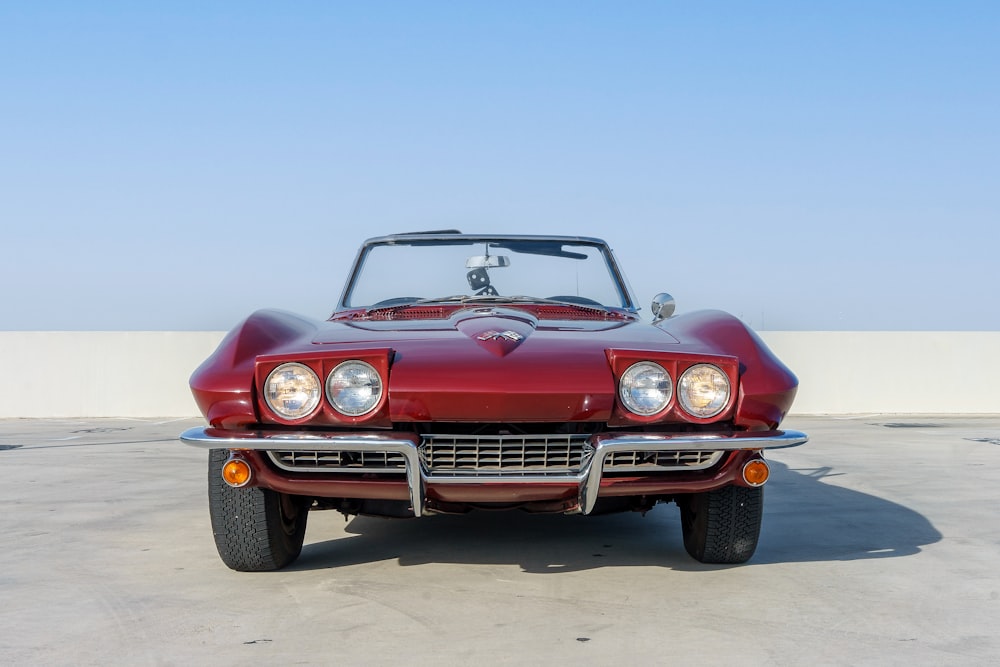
181,232,806,571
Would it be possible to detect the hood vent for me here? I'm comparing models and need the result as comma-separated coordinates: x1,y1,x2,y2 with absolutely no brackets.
534,305,629,321
348,306,449,321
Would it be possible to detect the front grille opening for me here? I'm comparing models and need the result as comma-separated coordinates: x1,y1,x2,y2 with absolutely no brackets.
604,449,724,471
263,423,727,477
420,434,592,475
268,450,406,472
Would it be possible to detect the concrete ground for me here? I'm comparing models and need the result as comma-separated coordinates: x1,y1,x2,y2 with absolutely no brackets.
1,416,998,666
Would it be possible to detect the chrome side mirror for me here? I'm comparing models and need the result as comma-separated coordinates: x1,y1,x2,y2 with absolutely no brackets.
651,293,675,322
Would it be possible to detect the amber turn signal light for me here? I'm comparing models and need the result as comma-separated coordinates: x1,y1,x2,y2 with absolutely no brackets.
222,457,253,488
742,459,769,486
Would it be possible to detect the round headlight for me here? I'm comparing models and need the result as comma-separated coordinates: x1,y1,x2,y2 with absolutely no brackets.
264,362,321,419
678,364,731,418
326,360,383,416
619,361,672,416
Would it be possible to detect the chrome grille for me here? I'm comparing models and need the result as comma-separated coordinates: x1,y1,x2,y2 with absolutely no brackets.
265,441,723,476
604,449,723,472
268,450,407,472
420,434,592,475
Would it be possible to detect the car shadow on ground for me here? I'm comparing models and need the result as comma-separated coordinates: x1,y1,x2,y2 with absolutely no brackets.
290,460,942,573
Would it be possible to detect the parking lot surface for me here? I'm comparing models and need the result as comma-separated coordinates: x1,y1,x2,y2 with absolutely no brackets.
1,416,998,665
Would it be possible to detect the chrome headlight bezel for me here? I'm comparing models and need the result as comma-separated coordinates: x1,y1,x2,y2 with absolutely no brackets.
326,360,384,417
678,363,731,418
263,362,322,420
619,361,673,416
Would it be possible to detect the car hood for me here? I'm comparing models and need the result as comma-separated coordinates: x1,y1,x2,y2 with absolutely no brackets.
314,307,678,422
193,306,797,430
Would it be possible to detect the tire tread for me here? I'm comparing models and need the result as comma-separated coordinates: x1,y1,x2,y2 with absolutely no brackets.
681,485,763,564
207,449,307,571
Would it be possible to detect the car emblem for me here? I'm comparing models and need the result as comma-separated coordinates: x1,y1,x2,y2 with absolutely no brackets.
476,330,524,342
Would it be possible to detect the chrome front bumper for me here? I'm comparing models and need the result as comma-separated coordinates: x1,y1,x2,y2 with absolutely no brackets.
180,427,808,517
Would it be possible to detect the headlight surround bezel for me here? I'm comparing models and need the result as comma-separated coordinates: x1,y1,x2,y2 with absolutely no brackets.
618,361,674,416
325,359,384,417
677,363,732,418
263,362,323,421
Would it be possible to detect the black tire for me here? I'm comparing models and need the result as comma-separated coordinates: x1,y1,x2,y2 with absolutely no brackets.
207,449,309,571
679,485,763,564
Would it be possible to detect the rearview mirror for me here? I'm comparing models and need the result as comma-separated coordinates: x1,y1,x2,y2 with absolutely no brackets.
466,255,510,268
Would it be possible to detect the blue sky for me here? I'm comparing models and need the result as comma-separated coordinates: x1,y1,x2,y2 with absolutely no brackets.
2,2,997,331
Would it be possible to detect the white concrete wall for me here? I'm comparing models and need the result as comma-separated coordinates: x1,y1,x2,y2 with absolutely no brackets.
759,331,1000,415
0,331,997,417
0,332,225,418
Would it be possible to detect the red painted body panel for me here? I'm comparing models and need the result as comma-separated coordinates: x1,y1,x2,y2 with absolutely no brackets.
190,306,796,430
190,302,798,510
657,310,799,429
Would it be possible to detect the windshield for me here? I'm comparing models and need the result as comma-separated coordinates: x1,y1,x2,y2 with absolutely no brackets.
341,237,633,310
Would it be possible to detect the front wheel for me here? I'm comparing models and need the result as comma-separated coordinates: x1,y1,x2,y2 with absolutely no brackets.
679,485,763,564
208,450,309,571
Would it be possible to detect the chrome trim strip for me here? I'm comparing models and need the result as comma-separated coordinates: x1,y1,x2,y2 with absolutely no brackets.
592,430,809,452
578,430,807,515
180,427,808,518
179,427,425,518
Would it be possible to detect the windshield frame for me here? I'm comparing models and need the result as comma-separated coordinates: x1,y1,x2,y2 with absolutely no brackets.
335,233,639,313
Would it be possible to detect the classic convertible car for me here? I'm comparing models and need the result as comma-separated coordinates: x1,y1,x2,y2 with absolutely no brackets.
181,232,806,571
